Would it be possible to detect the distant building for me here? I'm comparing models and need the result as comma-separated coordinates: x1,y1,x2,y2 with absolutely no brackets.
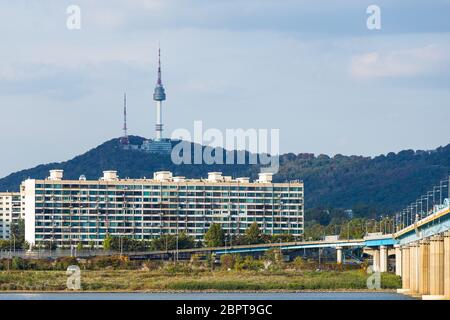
344,209,354,219
23,169,304,248
119,47,172,154
141,47,172,154
0,192,22,240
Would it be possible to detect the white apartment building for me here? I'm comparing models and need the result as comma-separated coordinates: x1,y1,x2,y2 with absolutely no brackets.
23,169,304,248
0,192,22,240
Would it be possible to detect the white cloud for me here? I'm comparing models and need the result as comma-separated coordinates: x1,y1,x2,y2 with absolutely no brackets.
350,45,450,78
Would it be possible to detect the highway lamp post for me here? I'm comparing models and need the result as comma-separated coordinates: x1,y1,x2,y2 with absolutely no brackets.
386,216,389,234
165,234,168,257
420,196,428,219
175,234,179,264
447,176,450,200
347,221,351,239
440,180,446,204
401,210,405,229
384,217,387,234
410,205,415,224
412,203,418,223
279,238,282,260
440,180,448,204
12,234,16,254
119,235,123,258
403,209,407,227
409,204,415,225
381,217,385,234
419,198,424,218
415,201,421,222
415,200,421,221
383,216,387,234
407,205,412,225
365,219,373,236
7,242,11,270
407,207,412,226
433,186,440,207
426,191,434,215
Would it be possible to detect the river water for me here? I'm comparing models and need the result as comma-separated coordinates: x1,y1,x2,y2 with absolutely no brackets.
0,292,412,300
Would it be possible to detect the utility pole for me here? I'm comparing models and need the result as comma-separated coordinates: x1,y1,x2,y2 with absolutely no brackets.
176,234,179,264
119,235,123,258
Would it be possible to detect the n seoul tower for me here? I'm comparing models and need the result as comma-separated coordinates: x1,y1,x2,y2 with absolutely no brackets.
153,47,166,141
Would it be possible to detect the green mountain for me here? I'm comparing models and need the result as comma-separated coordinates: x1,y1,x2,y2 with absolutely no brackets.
1,136,449,214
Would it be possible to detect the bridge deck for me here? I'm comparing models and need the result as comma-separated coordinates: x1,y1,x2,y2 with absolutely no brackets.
394,207,450,240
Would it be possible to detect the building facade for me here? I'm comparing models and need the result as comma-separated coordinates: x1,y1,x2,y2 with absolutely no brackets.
23,170,304,248
0,192,22,240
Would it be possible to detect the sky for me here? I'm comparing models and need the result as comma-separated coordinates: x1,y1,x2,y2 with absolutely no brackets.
1,0,450,178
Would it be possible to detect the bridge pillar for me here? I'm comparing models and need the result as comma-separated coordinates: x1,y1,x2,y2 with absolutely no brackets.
372,248,380,273
336,246,343,264
379,245,388,273
397,245,410,293
409,242,419,295
419,239,430,296
395,245,402,276
423,235,445,300
444,231,450,300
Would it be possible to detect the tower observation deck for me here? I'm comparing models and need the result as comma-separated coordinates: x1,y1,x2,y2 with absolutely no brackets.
153,48,166,141
140,47,172,154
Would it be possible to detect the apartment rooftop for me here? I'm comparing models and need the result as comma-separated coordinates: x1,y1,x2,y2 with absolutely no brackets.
28,169,303,185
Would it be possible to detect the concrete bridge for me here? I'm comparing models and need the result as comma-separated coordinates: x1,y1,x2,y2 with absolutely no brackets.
394,202,450,300
4,235,394,262
127,233,398,267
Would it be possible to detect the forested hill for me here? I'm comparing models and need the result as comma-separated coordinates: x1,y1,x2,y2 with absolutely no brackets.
1,136,449,214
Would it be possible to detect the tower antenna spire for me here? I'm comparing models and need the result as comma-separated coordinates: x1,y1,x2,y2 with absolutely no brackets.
153,45,166,141
120,92,129,146
157,46,162,85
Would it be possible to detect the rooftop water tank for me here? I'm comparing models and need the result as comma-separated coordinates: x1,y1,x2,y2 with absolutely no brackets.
258,173,273,183
103,171,118,181
154,171,173,182
207,172,223,182
49,170,64,181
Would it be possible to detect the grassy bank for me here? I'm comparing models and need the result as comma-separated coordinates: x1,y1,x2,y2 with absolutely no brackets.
0,269,401,292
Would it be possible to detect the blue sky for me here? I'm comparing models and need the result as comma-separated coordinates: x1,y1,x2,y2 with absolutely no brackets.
1,0,450,177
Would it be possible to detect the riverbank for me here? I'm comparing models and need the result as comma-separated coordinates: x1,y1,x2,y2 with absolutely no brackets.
0,269,401,292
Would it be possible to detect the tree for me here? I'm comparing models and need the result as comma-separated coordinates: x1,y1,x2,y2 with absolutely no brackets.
220,254,235,270
293,256,306,271
76,242,83,251
11,257,25,270
103,234,112,251
150,233,195,251
10,219,25,249
244,222,263,245
204,223,225,247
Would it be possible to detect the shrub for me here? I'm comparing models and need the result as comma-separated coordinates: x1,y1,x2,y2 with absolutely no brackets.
293,256,306,271
54,257,78,270
220,254,235,270
11,257,25,270
240,256,263,271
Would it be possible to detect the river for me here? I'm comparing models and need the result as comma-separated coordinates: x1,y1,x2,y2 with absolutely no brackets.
0,292,412,300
